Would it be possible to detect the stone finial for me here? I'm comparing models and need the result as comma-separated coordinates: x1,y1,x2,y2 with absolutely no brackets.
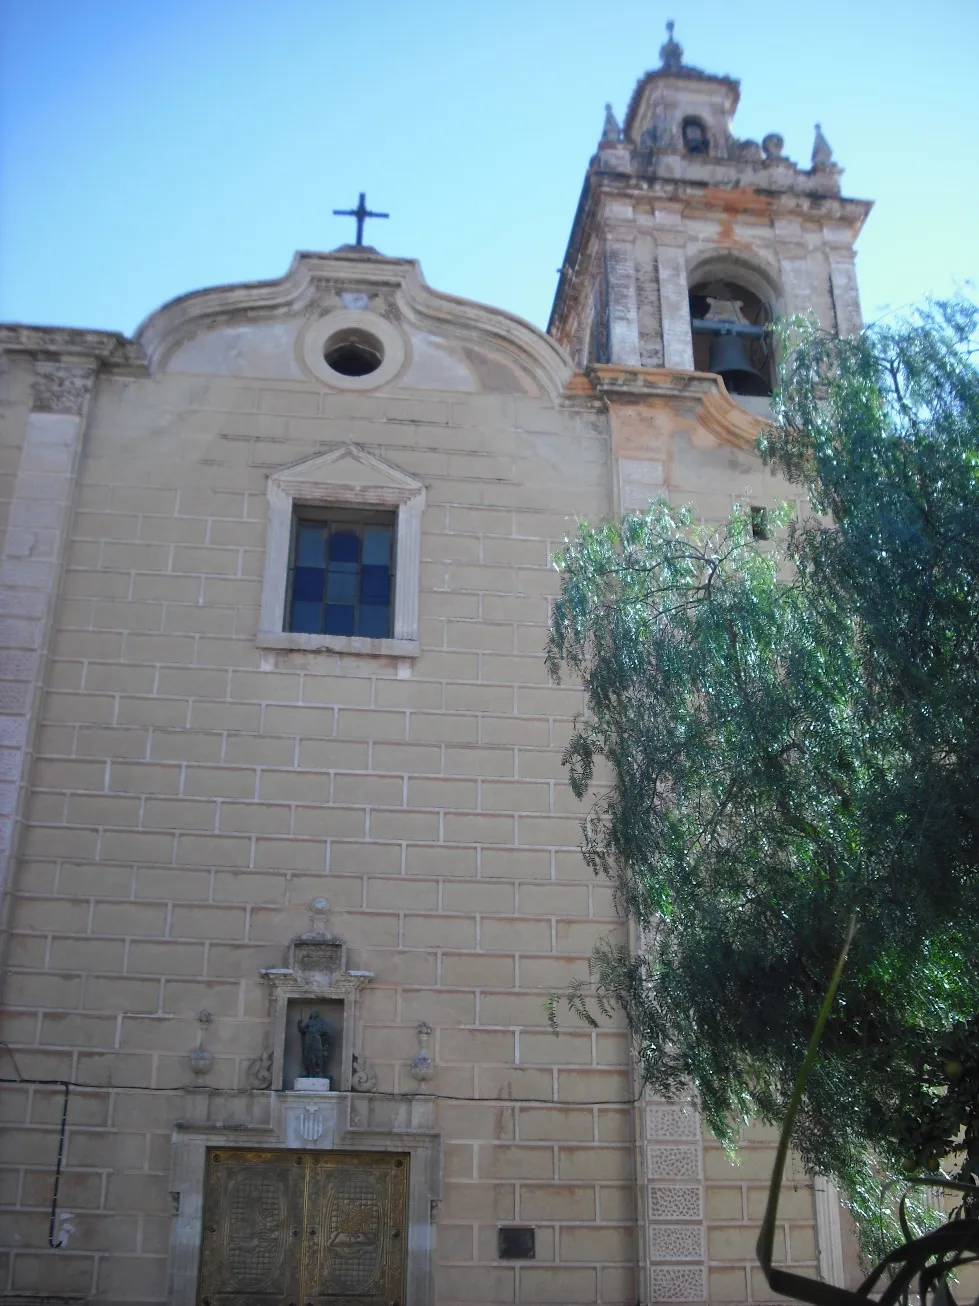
601,103,621,143
762,132,784,160
811,122,834,168
410,1021,435,1084
188,1009,214,1079
308,895,330,934
659,19,684,70
735,139,763,161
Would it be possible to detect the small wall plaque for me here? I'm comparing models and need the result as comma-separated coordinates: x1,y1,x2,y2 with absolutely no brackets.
498,1226,535,1260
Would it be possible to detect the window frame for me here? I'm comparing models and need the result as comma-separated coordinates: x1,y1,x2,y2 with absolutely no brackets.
286,505,397,640
258,444,426,657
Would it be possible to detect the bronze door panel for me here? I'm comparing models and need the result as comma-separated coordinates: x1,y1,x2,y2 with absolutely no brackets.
305,1152,409,1305
197,1149,409,1306
198,1149,305,1306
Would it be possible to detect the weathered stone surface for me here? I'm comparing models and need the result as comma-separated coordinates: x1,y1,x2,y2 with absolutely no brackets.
0,33,859,1306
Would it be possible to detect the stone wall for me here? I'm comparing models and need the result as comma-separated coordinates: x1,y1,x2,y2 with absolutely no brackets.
0,298,823,1302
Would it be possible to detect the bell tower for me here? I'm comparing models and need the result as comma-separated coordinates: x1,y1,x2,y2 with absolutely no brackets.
549,23,871,403
547,32,875,1302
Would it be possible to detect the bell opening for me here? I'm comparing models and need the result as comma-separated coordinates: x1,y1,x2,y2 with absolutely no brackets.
689,279,774,398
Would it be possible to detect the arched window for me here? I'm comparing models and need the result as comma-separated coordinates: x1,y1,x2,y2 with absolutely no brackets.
689,279,773,397
682,117,710,156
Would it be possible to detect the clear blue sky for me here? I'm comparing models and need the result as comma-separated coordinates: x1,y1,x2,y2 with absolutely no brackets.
1,0,976,338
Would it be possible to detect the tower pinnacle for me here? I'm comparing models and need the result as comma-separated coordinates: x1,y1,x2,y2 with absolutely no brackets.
659,20,684,70
601,103,622,143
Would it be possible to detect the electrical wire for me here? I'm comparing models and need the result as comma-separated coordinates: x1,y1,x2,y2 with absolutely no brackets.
2,1041,646,1251
0,1072,644,1107
2,1035,644,1106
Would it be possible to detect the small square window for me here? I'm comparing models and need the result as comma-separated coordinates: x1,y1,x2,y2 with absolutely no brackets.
750,506,770,540
498,1227,535,1260
286,508,396,638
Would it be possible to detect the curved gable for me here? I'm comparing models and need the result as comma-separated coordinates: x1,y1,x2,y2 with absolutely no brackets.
135,249,572,403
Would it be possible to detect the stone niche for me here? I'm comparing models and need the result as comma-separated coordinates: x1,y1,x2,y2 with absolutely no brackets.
261,929,374,1093
283,997,345,1090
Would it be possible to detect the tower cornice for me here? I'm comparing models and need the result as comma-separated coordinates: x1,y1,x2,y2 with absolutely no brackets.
548,168,872,342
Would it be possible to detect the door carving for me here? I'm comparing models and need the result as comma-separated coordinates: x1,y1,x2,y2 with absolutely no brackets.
197,1148,409,1306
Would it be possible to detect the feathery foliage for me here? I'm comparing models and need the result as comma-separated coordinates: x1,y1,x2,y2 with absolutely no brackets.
546,300,979,1245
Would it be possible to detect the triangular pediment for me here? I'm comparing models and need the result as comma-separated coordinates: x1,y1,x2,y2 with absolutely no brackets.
272,443,424,496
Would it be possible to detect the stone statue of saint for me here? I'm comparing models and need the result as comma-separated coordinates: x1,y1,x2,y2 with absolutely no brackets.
297,1009,332,1078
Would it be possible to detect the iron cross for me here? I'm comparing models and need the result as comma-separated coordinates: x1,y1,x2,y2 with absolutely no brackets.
332,192,389,246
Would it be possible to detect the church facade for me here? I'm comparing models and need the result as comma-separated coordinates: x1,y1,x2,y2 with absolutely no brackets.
0,30,870,1306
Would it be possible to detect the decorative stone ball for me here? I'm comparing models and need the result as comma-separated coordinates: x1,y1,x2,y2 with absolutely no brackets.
189,1046,214,1077
762,133,784,160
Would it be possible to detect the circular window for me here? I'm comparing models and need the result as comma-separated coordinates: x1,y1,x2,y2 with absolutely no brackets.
301,309,407,390
324,328,384,377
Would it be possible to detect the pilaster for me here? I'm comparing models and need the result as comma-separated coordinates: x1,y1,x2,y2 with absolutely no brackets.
0,358,95,947
604,218,642,365
813,1174,846,1287
774,220,815,320
635,1089,709,1304
635,230,665,367
656,240,695,370
828,253,863,336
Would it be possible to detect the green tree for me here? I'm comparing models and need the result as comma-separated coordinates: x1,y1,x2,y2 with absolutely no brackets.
546,300,979,1237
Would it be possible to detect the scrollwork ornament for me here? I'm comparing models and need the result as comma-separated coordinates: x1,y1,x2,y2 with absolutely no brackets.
351,1054,377,1093
246,1045,273,1090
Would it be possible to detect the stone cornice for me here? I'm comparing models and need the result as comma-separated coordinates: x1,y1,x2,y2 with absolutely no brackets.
578,363,769,452
136,250,573,402
0,323,145,371
587,166,870,220
696,385,771,451
548,168,871,340
582,169,871,230
588,364,720,401
259,967,375,999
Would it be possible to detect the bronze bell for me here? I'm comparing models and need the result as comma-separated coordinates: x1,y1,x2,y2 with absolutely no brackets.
707,333,769,397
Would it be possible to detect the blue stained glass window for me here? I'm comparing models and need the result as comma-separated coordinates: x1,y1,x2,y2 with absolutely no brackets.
290,601,323,634
295,525,326,568
324,604,356,635
362,526,391,565
329,530,359,564
287,512,394,638
358,604,390,638
360,565,391,606
326,569,358,605
292,567,325,602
